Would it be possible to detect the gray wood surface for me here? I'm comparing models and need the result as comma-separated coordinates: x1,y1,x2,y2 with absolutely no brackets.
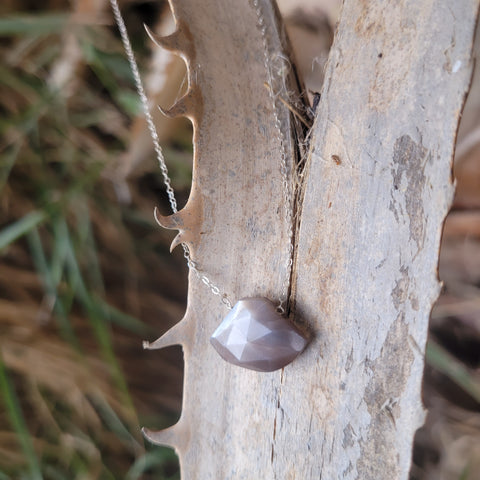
143,0,479,478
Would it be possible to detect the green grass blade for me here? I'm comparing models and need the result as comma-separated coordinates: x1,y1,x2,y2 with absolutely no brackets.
0,64,43,102
90,395,142,451
49,218,71,287
126,450,179,480
0,211,46,250
0,142,22,193
81,42,140,115
63,229,138,418
459,463,471,480
426,339,480,403
0,349,43,480
98,300,151,336
75,203,105,295
0,13,68,36
26,226,79,349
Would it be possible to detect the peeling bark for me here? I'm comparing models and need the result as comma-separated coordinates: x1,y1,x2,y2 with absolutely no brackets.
143,0,479,478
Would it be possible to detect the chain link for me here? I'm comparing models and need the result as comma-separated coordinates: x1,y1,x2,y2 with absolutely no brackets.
182,244,232,309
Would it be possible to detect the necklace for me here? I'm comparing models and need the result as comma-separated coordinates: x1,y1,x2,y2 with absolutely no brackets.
110,0,309,372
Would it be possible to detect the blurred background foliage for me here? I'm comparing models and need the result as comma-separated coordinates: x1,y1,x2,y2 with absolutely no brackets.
0,0,189,478
1,0,480,479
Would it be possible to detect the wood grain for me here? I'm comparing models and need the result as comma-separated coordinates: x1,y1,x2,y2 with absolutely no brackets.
144,0,479,478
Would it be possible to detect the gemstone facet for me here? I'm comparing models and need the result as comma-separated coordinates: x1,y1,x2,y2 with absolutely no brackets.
210,297,309,372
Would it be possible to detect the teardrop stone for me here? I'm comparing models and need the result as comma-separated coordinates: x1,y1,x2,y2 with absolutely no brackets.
210,297,308,372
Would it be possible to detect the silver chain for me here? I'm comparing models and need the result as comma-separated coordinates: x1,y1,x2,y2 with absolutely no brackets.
111,0,294,314
110,0,177,213
110,0,232,309
251,0,294,314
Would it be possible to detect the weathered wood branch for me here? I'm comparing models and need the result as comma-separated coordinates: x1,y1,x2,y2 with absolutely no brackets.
291,1,478,477
144,0,479,478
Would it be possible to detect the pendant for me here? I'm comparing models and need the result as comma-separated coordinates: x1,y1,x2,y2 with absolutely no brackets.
210,297,309,372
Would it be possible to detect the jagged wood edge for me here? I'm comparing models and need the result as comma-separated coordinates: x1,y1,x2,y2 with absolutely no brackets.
141,4,202,453
141,0,303,466
140,0,480,478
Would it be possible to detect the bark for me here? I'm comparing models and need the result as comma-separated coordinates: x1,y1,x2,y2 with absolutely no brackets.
143,0,479,478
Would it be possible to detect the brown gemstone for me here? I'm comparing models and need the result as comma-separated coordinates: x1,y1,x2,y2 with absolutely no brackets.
210,297,308,372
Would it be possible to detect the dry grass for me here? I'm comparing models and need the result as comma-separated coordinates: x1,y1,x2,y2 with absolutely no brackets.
1,0,480,479
0,0,187,478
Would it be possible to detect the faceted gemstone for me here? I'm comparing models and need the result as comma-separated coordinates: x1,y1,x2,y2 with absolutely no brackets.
210,297,309,372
